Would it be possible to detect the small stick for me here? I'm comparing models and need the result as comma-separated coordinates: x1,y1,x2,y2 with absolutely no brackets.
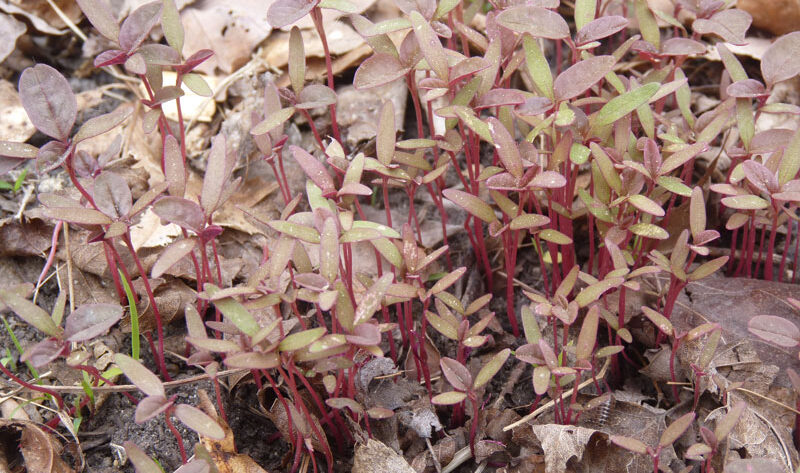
503,358,610,432
3,368,249,393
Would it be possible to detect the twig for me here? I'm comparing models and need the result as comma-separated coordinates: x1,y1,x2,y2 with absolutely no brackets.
3,368,249,394
503,358,610,432
46,0,88,41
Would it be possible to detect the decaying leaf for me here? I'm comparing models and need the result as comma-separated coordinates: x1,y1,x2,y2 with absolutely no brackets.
352,439,415,473
0,418,75,473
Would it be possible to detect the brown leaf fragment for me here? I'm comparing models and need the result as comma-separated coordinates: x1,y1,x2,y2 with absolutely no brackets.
196,389,271,473
0,419,75,473
353,439,416,473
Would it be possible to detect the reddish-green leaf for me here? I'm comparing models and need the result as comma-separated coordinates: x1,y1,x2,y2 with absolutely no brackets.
115,353,164,398
354,54,408,89
488,117,523,178
714,401,746,441
659,412,695,447
721,195,769,210
576,305,599,361
610,435,648,454
119,2,162,52
440,357,472,391
174,404,225,440
151,237,196,278
688,256,728,281
641,306,673,336
748,314,800,348
443,189,497,223
410,11,448,81
201,135,232,213
123,441,162,473
532,365,550,395
64,303,123,342
74,103,133,143
553,56,616,102
0,289,61,337
289,26,305,94
628,194,664,217
354,273,393,325
761,31,800,86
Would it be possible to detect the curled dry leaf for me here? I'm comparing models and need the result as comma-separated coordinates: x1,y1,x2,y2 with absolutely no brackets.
0,418,75,473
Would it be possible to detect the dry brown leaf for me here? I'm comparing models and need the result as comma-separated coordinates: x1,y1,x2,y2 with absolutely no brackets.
737,0,800,35
181,0,273,74
672,274,800,388
0,218,52,258
526,424,601,473
0,418,75,473
353,439,416,473
261,22,364,69
195,390,272,473
0,0,78,35
0,79,36,142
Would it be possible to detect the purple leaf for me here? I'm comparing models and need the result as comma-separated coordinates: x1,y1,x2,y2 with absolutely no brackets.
439,357,472,391
296,84,338,109
123,441,162,473
726,79,767,98
134,395,172,423
575,16,628,45
153,196,205,232
73,103,134,143
742,160,778,194
94,49,128,68
476,88,526,110
290,145,335,194
488,117,523,178
36,141,70,173
76,0,119,41
18,64,77,141
660,38,706,56
761,31,800,86
267,0,317,28
20,338,67,367
119,1,162,52
692,9,751,45
64,303,123,342
354,54,409,89
93,171,132,219
494,5,570,40
553,55,616,102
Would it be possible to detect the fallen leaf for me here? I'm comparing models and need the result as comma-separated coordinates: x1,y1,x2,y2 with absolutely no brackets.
196,389,272,473
181,0,273,74
0,79,36,142
353,439,416,473
0,418,75,473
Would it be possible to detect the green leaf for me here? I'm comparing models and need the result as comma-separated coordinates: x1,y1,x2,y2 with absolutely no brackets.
628,194,664,217
634,0,659,49
182,73,212,97
630,223,669,240
473,348,510,388
538,229,572,245
251,107,295,136
523,34,553,100
688,256,728,281
532,365,550,394
279,327,326,351
574,0,596,30
779,127,800,186
115,354,164,398
575,277,624,307
657,176,692,196
161,0,184,53
267,220,320,244
720,195,769,210
376,100,395,166
209,292,260,336
174,403,225,440
431,391,467,405
595,82,660,127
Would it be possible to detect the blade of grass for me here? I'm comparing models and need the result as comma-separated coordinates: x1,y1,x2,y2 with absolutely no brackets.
119,268,140,360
